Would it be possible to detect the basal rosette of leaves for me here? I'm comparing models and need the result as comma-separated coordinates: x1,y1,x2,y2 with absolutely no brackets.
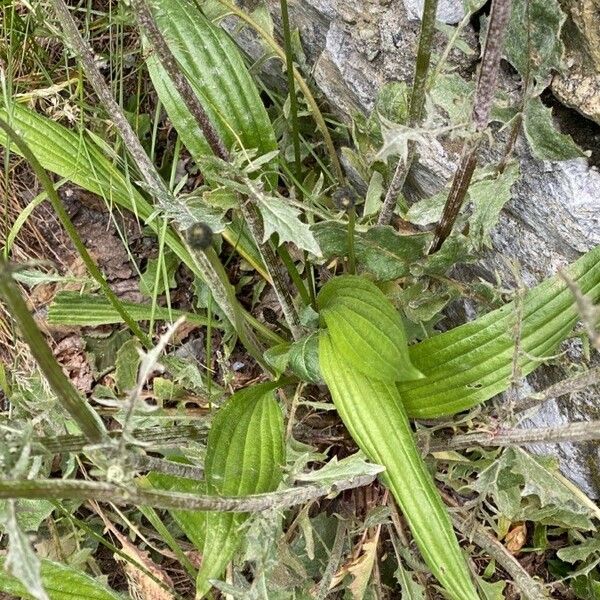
318,276,480,600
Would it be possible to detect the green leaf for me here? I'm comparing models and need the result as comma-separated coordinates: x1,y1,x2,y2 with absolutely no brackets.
198,382,285,597
115,339,141,394
0,558,123,600
558,539,600,564
468,162,520,249
317,275,423,382
145,0,277,180
399,243,600,418
429,73,473,124
139,252,179,298
295,453,384,486
255,195,321,256
375,81,409,124
363,171,384,218
478,579,506,600
288,333,321,383
395,563,426,599
48,292,212,327
504,0,566,86
523,96,585,161
319,334,478,600
312,222,429,281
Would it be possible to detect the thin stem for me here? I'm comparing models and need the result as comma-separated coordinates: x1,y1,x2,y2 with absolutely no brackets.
48,0,262,360
430,0,513,252
0,264,106,443
0,473,378,512
443,492,549,600
378,0,438,226
347,208,357,274
130,0,229,160
279,0,302,188
313,518,347,600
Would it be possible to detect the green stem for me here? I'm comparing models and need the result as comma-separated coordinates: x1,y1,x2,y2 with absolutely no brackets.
0,117,151,349
378,0,438,225
0,264,106,443
347,208,356,275
279,0,303,190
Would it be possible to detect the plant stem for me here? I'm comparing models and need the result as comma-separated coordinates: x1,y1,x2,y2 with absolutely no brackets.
48,0,271,364
279,0,302,188
347,208,357,274
430,0,513,252
0,473,378,512
378,0,439,226
443,492,549,600
0,264,106,443
426,420,600,453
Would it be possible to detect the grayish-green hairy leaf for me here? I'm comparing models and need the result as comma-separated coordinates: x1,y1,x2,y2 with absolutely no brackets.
523,97,586,161
312,222,429,281
504,0,566,86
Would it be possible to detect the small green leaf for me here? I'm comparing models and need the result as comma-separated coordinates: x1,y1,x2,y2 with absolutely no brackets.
376,81,409,124
295,453,384,486
255,195,322,256
115,339,141,393
468,162,520,249
139,253,179,298
288,333,321,383
363,171,384,218
0,558,123,600
558,539,600,564
523,96,585,161
318,275,422,382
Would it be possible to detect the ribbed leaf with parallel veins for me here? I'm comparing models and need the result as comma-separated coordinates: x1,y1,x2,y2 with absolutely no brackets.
319,334,479,600
196,382,284,598
317,275,423,382
400,243,600,418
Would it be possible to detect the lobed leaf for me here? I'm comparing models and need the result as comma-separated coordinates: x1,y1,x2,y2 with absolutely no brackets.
317,275,422,382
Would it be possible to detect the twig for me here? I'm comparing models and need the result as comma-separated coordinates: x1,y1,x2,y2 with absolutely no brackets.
0,473,378,512
378,0,439,226
443,492,549,599
512,367,600,413
430,0,512,252
426,420,600,453
559,270,600,351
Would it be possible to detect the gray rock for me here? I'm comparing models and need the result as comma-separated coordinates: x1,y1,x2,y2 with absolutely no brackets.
402,0,465,24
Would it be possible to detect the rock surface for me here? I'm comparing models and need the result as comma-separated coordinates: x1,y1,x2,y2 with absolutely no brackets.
552,0,600,124
237,0,600,496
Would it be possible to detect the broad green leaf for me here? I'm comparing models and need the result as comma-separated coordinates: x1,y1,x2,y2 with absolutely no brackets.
399,243,600,418
504,0,566,87
145,0,277,179
0,558,123,600
198,382,285,597
429,73,473,124
47,292,212,327
255,195,321,256
312,222,429,281
571,573,600,600
404,190,446,226
318,275,422,382
319,334,478,600
468,162,520,249
523,96,585,161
